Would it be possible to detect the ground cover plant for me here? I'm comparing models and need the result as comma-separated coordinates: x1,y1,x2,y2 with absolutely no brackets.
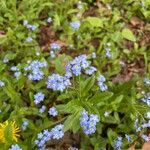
0,0,150,149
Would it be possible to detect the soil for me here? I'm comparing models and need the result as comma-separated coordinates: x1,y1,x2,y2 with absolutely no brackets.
46,132,80,150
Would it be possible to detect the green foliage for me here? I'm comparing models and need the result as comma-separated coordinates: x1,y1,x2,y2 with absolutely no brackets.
0,0,149,149
122,28,136,42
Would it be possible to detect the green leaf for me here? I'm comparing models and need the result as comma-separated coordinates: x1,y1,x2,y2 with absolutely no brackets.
111,95,124,110
63,110,80,133
111,95,124,105
90,92,114,105
122,28,136,42
85,17,103,27
107,128,117,146
81,76,95,97
54,54,71,74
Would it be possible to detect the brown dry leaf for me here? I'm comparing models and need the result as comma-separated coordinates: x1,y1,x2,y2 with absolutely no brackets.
112,58,145,83
0,30,6,38
142,141,150,150
46,132,80,150
140,31,150,46
130,17,144,28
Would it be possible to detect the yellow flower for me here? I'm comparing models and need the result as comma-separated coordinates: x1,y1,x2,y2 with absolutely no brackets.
0,121,20,143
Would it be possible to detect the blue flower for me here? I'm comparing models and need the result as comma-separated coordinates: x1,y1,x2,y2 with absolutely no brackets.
35,124,64,149
46,74,71,92
97,75,108,91
34,92,45,105
24,60,47,81
48,107,58,117
10,66,19,71
71,64,82,76
30,25,37,31
141,93,150,106
14,71,21,79
114,137,122,150
65,55,90,77
28,70,44,81
85,66,97,75
141,134,149,142
97,75,106,82
0,80,5,87
70,21,81,30
39,105,46,113
9,144,22,150
22,121,29,131
35,130,52,148
105,47,111,58
98,82,108,91
50,43,61,50
80,110,100,135
50,124,64,140
26,24,37,31
141,121,150,128
125,134,132,142
26,37,33,42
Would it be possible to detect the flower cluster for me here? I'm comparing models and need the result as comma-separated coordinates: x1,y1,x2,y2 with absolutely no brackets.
141,134,149,142
35,129,51,149
49,43,61,59
70,21,81,30
9,144,22,150
65,54,95,77
141,93,150,106
85,66,97,75
23,20,37,43
80,110,100,135
24,60,47,81
46,74,71,92
114,137,122,150
48,107,58,117
97,75,108,91
10,66,21,79
50,43,61,50
34,92,45,105
50,124,64,139
23,20,37,31
22,121,29,131
35,124,64,149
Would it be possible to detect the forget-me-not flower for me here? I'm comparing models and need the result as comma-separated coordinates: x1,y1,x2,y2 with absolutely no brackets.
34,92,45,105
48,107,58,117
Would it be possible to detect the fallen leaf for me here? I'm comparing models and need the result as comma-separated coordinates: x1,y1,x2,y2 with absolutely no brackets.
142,141,150,150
